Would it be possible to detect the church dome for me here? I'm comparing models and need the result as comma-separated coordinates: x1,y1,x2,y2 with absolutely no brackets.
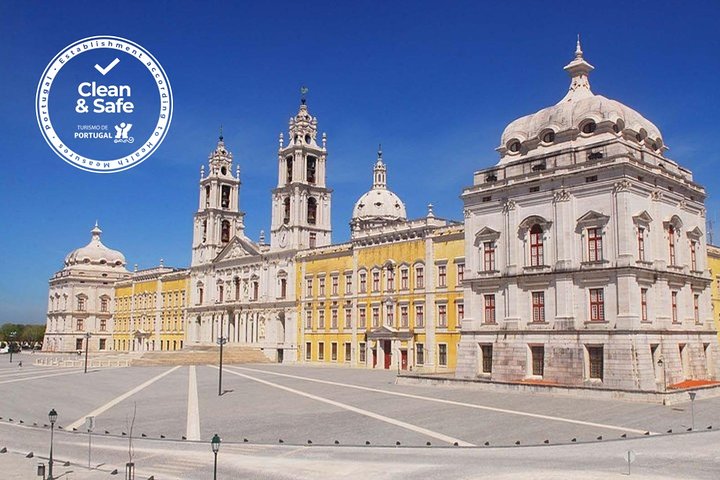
64,223,127,267
499,39,665,161
351,148,407,230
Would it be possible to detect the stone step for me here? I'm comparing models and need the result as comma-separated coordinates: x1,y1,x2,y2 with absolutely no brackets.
131,346,271,366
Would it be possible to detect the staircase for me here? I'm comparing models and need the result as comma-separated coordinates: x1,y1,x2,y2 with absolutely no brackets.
131,345,271,366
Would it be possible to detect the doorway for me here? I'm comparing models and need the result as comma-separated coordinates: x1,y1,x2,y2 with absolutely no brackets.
383,340,392,369
401,349,408,370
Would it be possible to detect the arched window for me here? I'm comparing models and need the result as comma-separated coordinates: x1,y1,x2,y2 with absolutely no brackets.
668,225,676,265
286,156,293,183
283,197,290,224
307,197,317,225
221,185,231,208
221,220,231,243
307,156,317,184
202,220,207,243
530,224,544,266
205,185,210,208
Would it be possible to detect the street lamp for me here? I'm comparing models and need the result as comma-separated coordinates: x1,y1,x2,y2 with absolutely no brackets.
83,332,91,374
689,391,697,430
211,434,221,480
657,356,667,393
218,308,231,396
48,409,57,480
8,330,17,363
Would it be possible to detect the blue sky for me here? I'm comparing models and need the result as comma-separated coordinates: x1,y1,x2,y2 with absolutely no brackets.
1,0,719,324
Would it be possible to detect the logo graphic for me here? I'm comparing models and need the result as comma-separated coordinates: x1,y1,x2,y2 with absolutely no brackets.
36,36,173,173
114,123,134,143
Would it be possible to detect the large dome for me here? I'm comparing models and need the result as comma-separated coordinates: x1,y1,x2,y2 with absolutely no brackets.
64,223,127,268
351,148,407,230
499,40,665,161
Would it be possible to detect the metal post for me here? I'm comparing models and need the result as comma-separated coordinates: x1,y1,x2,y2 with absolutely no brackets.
218,312,225,396
84,332,90,374
689,391,696,430
48,423,54,480
213,451,218,480
9,331,16,363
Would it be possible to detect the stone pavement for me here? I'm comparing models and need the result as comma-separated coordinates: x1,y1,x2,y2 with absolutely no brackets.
0,449,112,479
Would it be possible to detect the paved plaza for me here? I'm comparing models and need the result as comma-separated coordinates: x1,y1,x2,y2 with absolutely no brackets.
0,352,719,478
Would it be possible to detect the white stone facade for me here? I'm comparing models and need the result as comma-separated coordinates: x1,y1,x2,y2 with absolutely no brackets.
456,42,720,390
43,224,130,353
186,101,331,362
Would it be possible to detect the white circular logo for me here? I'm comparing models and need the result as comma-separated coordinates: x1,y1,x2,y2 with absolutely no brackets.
36,35,173,173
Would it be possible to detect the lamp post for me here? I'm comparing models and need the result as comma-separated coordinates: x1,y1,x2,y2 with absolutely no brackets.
48,408,57,480
8,330,17,363
83,332,91,374
657,356,667,393
211,434,221,480
218,309,231,396
689,391,697,430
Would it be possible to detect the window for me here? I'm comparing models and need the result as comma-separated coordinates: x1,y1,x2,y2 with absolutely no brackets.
587,346,604,380
400,268,409,290
542,131,555,143
218,285,224,303
280,278,287,299
359,342,366,363
587,228,603,262
438,265,447,287
372,270,380,292
331,309,338,329
372,307,379,327
318,310,325,329
307,197,317,225
589,289,605,321
359,272,367,293
668,225,676,265
532,292,545,322
530,345,544,376
345,274,352,294
457,303,464,323
637,227,646,261
252,281,259,301
309,232,317,248
77,296,86,312
77,319,84,331
484,242,496,271
76,338,83,350
344,308,352,329
344,343,351,362
416,343,425,365
319,277,325,296
306,155,317,184
671,291,678,323
694,294,700,323
438,344,448,366
198,287,204,304
221,185,231,208
508,140,520,152
386,304,394,326
100,319,107,331
202,219,207,242
99,339,106,350
415,304,424,328
331,342,338,361
318,342,325,360
481,345,493,374
416,266,424,289
641,288,648,322
234,278,240,300
457,263,464,283
691,241,698,270
306,278,313,297
438,304,447,327
100,297,109,312
484,294,496,324
581,121,597,134
530,224,544,266
331,276,339,296
359,307,366,328
205,185,210,208
286,156,293,183
221,220,231,243
283,197,290,224
400,306,409,328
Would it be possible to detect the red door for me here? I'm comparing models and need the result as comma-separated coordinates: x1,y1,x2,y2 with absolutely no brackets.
383,341,392,369
372,349,377,368
401,350,408,370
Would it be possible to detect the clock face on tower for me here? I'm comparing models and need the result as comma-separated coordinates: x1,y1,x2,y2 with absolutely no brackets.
279,231,288,248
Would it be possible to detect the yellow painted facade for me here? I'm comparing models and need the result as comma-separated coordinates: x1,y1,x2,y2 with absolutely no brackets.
297,221,464,372
707,245,720,342
113,267,190,352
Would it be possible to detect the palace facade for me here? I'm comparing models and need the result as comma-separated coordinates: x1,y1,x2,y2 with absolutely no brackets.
455,41,720,390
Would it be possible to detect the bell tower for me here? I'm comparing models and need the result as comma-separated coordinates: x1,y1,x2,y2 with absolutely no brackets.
191,132,245,266
270,93,332,250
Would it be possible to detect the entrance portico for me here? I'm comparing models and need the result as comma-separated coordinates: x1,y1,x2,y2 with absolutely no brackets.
367,326,413,371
